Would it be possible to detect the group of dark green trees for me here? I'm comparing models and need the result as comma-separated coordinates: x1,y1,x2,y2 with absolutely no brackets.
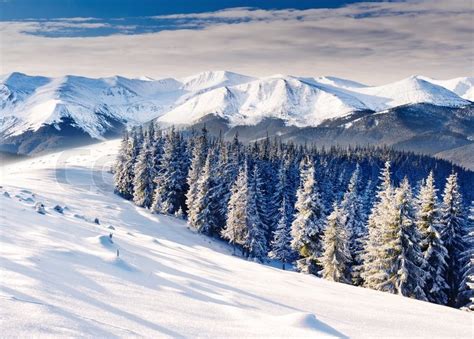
114,123,473,310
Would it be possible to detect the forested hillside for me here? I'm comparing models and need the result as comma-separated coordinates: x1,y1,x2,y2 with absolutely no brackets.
114,123,474,309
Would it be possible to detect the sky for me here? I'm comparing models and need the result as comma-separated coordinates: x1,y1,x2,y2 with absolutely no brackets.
0,0,472,84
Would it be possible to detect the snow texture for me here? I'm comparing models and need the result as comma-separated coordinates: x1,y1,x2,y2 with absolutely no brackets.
0,140,471,337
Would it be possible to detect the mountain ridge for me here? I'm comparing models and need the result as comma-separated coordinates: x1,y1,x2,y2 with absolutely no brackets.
1,71,473,164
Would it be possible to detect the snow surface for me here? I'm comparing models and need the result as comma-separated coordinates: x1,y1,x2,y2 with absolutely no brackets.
0,140,472,337
1,72,472,139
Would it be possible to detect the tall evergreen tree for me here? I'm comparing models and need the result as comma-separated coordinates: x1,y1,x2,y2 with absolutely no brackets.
190,150,219,235
458,201,474,310
269,197,294,270
362,161,396,290
132,136,155,208
186,127,209,216
391,178,427,300
291,156,325,274
439,172,468,306
222,163,249,254
151,129,186,215
339,164,366,284
245,165,268,262
320,203,351,283
415,172,449,304
114,129,140,199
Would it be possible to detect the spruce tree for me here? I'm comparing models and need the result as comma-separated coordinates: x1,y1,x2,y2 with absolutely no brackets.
269,197,294,270
320,203,351,283
362,161,397,290
114,131,130,197
439,172,468,306
222,163,248,254
132,136,155,208
190,150,219,235
186,127,208,217
339,164,366,284
151,129,186,215
245,165,268,262
114,129,140,199
415,172,449,304
291,156,325,274
458,201,473,310
391,178,427,300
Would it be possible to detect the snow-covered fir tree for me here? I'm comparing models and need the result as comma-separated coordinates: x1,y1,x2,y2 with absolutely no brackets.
339,164,366,285
362,161,396,290
439,172,468,306
186,127,209,217
391,178,427,300
269,197,294,270
320,203,351,283
151,128,187,215
221,163,249,254
190,150,219,235
415,171,449,305
459,201,474,311
132,136,155,208
245,165,268,262
254,162,273,243
291,156,326,274
114,129,141,199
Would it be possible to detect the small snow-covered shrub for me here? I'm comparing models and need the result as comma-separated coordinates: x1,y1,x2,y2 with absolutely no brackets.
53,205,64,214
35,202,46,214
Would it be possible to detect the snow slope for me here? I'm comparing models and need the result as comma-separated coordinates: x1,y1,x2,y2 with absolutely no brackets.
1,72,472,140
0,140,471,337
420,76,474,101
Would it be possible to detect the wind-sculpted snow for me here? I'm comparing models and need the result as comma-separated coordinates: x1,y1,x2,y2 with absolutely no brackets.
1,71,471,141
0,140,471,337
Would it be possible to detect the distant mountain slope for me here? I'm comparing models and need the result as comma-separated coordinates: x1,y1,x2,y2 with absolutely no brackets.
0,140,471,337
1,71,472,158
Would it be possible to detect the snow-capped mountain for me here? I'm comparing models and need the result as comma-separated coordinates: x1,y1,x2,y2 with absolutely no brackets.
1,71,473,156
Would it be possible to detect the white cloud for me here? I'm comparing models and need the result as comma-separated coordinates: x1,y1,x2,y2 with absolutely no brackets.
0,0,472,84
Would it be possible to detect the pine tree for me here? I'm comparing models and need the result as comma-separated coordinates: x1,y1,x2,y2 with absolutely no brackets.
320,203,351,283
151,129,186,215
269,197,294,270
254,162,272,243
391,178,427,300
415,171,449,304
132,136,155,208
186,127,208,217
291,156,325,274
190,150,219,235
114,131,130,197
439,172,468,306
362,161,397,290
114,130,140,199
339,164,366,284
222,163,249,254
459,201,474,310
245,165,268,262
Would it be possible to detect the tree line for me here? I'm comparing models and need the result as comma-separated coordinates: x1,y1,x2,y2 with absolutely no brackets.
114,123,473,310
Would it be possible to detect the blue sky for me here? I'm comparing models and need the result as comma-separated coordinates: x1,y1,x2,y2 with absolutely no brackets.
1,0,472,83
0,1,378,20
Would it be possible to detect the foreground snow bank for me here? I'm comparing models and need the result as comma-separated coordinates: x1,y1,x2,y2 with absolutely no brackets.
0,140,471,337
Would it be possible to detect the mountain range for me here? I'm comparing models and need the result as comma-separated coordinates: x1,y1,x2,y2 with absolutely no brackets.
1,71,473,168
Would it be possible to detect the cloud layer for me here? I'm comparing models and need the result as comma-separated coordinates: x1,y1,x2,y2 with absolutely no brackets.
1,0,472,84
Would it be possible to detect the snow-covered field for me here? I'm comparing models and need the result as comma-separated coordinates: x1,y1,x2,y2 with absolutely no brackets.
0,140,471,338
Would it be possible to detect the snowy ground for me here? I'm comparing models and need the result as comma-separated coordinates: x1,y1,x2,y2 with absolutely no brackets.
0,140,472,338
